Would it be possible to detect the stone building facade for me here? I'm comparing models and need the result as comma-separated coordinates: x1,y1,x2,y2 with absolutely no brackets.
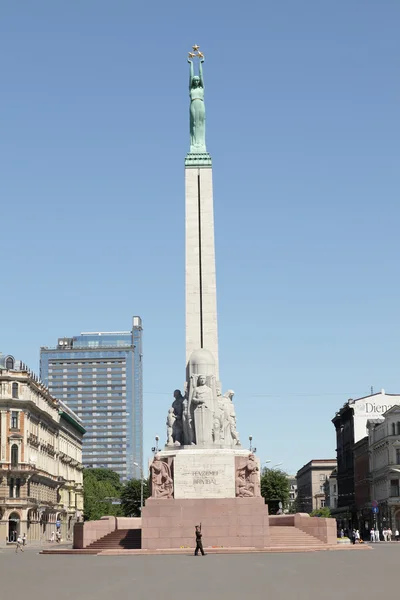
368,406,400,533
296,459,337,513
332,390,400,529
0,354,84,543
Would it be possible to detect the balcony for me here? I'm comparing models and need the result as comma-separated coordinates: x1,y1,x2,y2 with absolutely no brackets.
28,433,39,448
0,463,36,474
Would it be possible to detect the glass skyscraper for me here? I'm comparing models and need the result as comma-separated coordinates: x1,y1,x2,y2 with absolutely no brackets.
40,317,143,480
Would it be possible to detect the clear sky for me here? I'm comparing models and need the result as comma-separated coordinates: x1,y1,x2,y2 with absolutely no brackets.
1,1,399,475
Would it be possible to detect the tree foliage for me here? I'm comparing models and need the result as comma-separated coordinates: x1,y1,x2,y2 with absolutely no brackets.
120,478,150,517
260,468,290,514
310,507,331,518
83,468,122,521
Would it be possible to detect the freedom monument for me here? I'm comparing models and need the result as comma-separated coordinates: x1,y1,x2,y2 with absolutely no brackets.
71,48,337,553
141,47,271,549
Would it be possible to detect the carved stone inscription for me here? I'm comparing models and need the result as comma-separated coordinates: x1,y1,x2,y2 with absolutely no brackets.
174,452,235,499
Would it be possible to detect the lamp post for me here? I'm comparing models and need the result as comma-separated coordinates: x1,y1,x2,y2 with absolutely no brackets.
133,462,144,514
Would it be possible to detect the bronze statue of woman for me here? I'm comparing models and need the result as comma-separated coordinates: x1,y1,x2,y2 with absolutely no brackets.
188,56,206,153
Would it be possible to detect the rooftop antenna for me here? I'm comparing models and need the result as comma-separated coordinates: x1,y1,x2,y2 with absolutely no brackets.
371,386,374,395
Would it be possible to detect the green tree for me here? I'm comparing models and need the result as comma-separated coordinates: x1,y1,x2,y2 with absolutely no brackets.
310,507,331,518
121,478,150,517
260,468,290,514
83,468,122,521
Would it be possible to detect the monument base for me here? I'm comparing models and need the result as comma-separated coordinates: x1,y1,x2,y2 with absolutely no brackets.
141,497,270,550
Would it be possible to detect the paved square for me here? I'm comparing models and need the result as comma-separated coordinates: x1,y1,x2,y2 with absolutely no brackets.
0,545,396,600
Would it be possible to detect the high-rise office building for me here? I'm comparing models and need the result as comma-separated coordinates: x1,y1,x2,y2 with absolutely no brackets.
40,317,143,480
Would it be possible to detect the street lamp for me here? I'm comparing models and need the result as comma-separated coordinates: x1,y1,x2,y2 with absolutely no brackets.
133,462,144,514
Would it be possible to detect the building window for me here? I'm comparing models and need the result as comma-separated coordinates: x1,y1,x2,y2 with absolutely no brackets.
390,479,400,497
320,499,325,507
320,485,325,492
9,478,14,498
12,383,19,399
16,479,20,498
393,423,396,436
11,411,19,430
6,357,14,369
11,445,18,468
396,449,400,465
397,422,400,436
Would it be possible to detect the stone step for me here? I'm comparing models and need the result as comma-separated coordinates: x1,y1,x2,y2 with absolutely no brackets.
87,529,141,550
269,526,324,546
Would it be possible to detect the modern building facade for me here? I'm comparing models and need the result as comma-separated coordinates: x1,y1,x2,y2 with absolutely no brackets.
296,459,337,514
0,354,84,543
332,390,400,529
40,317,143,480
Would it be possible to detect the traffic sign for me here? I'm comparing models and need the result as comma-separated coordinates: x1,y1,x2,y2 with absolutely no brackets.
372,500,378,508
372,506,379,514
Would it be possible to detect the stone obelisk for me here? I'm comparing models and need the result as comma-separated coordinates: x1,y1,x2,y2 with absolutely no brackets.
185,46,219,380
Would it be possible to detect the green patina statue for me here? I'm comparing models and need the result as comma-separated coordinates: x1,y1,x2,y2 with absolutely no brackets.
188,51,206,154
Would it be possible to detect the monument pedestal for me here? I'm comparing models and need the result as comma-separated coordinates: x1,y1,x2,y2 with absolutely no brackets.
142,497,270,550
143,448,270,549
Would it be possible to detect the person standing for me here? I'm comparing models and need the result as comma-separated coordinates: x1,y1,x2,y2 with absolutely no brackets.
370,528,375,542
388,528,392,542
383,527,387,542
194,524,205,556
15,534,24,554
395,529,399,541
22,533,27,546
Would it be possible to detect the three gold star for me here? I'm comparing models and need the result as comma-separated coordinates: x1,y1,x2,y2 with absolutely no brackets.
192,44,200,52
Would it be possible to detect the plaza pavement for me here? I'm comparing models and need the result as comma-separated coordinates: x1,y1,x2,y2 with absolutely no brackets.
0,543,398,600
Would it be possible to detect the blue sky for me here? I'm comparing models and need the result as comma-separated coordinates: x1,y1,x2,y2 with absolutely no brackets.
1,1,399,475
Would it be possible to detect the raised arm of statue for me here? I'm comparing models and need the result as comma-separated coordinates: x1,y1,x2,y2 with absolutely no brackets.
199,59,204,89
188,59,194,89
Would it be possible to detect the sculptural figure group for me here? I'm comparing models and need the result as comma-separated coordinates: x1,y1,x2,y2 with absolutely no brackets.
166,381,240,448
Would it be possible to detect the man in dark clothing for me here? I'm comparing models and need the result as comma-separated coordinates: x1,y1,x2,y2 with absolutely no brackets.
194,524,205,556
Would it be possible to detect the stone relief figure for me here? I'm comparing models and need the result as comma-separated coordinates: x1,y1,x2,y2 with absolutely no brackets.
166,408,175,446
171,390,184,445
189,374,214,445
188,56,206,153
235,454,261,498
217,390,240,447
151,459,173,499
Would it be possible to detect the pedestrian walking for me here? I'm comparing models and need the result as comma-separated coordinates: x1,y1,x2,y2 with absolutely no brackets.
355,530,360,543
194,524,205,556
395,529,399,541
56,531,61,543
383,527,387,542
370,528,375,542
15,534,24,554
388,528,392,542
22,533,27,546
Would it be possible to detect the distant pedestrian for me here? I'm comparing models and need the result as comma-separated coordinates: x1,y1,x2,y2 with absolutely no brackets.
351,530,356,544
340,528,344,538
383,528,388,542
15,535,24,553
355,530,360,543
388,528,392,542
370,528,375,542
50,531,55,542
22,533,27,546
396,529,399,541
194,524,205,556
56,531,61,543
